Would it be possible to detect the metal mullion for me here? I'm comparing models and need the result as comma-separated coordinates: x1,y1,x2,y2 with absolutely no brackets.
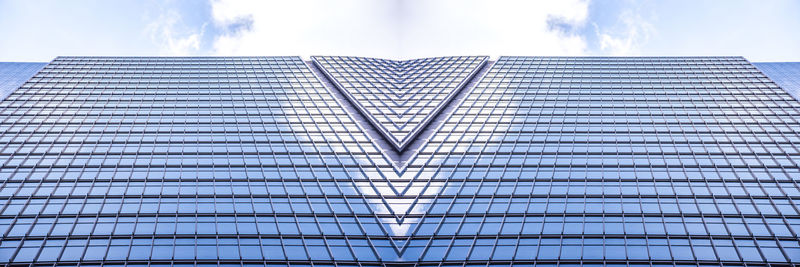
313,88,392,221
487,63,529,237
50,62,102,243
239,60,270,245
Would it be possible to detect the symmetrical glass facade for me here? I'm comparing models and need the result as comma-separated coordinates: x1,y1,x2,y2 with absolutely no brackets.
754,62,800,101
312,56,487,150
0,56,799,266
0,62,48,100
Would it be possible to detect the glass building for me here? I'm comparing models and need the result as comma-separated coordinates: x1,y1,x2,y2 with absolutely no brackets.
754,62,800,101
0,62,47,100
0,56,799,266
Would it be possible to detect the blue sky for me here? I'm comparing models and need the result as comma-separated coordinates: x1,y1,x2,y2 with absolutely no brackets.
1,0,798,62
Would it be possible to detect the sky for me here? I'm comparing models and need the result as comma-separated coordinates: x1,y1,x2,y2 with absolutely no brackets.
0,0,799,62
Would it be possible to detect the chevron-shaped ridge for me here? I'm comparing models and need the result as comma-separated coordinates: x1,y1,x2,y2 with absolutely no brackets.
308,56,491,253
312,56,488,151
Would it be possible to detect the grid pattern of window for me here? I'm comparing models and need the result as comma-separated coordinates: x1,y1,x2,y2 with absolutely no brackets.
313,56,487,150
0,62,47,100
396,56,800,264
0,56,798,266
0,56,401,265
755,62,800,101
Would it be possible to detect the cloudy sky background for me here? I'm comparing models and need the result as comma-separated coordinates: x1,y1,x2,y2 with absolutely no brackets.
1,0,798,62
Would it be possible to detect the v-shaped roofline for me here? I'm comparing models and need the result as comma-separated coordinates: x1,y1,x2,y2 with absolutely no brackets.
311,55,488,152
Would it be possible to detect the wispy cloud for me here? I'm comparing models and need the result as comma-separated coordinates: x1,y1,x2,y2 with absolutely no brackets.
2,0,800,61
209,0,401,57
593,4,655,56
398,0,590,58
207,0,592,58
145,7,207,56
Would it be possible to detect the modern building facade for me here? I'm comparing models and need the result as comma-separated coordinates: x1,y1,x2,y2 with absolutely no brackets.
755,62,800,101
0,56,798,266
0,62,47,101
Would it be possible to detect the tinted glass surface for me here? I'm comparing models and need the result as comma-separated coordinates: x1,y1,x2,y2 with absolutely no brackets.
0,62,47,100
313,56,487,150
0,56,798,266
755,62,800,101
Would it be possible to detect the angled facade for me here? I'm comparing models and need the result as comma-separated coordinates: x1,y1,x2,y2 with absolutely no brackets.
312,56,487,151
0,56,799,266
0,62,47,100
755,62,800,101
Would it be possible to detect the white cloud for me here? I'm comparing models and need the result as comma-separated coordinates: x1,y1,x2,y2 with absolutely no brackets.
145,9,206,56
594,6,655,56
210,0,400,57
399,0,590,58
208,0,591,58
